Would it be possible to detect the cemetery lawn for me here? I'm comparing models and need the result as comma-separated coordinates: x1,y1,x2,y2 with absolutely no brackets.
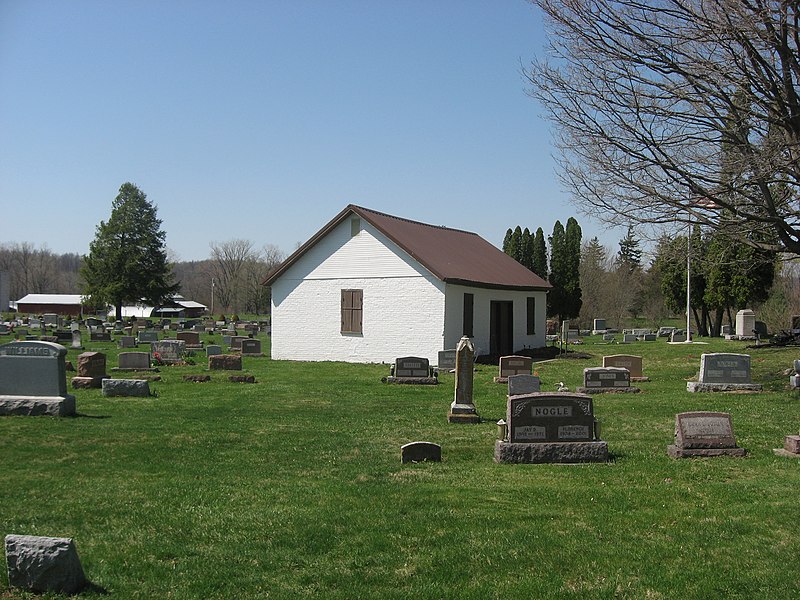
2,334,800,599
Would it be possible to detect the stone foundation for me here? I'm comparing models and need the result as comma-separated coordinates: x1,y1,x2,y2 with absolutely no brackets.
0,395,76,416
667,445,747,458
494,440,609,464
687,382,763,393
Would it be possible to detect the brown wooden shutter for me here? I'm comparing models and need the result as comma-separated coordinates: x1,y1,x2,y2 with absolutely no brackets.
341,289,363,334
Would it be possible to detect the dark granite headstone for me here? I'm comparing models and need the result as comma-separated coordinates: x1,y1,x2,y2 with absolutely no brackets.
395,357,430,378
507,374,540,396
151,339,185,364
437,349,456,371
241,339,262,355
400,441,442,463
582,367,631,390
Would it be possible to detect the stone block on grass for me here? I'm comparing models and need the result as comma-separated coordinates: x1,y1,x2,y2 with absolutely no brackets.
209,354,242,371
101,379,151,397
5,534,87,595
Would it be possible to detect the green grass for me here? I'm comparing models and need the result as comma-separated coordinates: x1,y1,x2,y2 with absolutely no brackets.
2,333,800,598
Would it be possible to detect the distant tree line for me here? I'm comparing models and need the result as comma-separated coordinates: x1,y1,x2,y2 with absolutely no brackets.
502,218,789,335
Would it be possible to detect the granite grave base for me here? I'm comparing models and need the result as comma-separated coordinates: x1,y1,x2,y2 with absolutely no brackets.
686,382,763,392
0,395,76,417
71,376,108,389
576,386,641,394
667,445,748,458
383,376,438,385
447,412,482,423
494,439,609,464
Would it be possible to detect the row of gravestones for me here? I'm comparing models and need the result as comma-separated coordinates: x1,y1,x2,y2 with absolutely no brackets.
0,340,266,414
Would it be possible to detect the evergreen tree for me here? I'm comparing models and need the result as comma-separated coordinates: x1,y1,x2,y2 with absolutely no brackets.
502,228,513,255
509,226,523,263
547,220,566,319
521,227,535,271
563,217,583,320
532,227,548,280
81,183,179,321
616,224,642,273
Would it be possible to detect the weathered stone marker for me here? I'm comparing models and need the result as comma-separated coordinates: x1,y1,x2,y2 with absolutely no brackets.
0,341,76,416
507,374,540,396
209,354,242,371
71,351,109,389
687,353,762,392
436,349,456,372
493,355,533,383
667,412,747,458
400,441,442,463
578,367,639,394
102,379,151,397
602,354,645,379
240,338,263,356
448,336,480,423
151,339,186,364
385,356,437,385
494,392,608,463
5,534,87,595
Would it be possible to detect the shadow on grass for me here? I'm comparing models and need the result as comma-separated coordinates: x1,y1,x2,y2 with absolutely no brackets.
75,412,112,419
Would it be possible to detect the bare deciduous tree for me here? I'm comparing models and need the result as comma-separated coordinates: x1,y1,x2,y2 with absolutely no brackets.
527,0,800,254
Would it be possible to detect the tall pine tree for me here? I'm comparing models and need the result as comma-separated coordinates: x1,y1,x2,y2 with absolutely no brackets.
563,217,583,319
532,227,548,280
81,183,179,321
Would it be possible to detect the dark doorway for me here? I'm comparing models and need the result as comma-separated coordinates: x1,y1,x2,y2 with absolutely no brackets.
490,301,514,356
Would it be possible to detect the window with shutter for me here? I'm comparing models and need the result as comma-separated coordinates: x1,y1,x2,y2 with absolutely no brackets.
341,289,363,334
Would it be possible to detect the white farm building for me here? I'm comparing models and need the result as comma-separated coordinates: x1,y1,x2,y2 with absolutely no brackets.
264,205,552,364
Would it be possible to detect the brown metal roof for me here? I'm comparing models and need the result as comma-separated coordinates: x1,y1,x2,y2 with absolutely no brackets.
264,205,551,291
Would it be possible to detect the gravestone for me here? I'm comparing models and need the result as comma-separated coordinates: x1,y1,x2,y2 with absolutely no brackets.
721,324,732,336
602,333,616,342
151,339,186,364
754,320,768,338
209,354,242,370
592,318,607,334
602,354,645,379
29,318,41,330
4,534,87,595
71,352,108,389
240,339,263,356
494,355,533,384
667,412,747,458
229,335,248,350
102,379,151,397
70,330,83,350
735,309,756,338
507,374,541,396
386,356,437,384
222,335,232,346
90,331,111,342
657,326,676,338
494,392,608,463
579,367,637,393
790,359,800,389
670,330,688,343
118,336,136,349
138,331,159,344
115,352,153,371
0,324,9,334
687,353,762,392
640,333,657,342
400,441,442,463
436,349,457,372
0,341,76,416
774,432,800,458
622,333,637,343
206,345,222,357
176,331,202,348
54,331,72,343
448,336,480,423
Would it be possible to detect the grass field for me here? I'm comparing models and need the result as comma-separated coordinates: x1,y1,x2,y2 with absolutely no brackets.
1,332,799,599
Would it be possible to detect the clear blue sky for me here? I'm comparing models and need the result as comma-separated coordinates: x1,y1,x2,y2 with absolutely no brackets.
1,0,622,262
